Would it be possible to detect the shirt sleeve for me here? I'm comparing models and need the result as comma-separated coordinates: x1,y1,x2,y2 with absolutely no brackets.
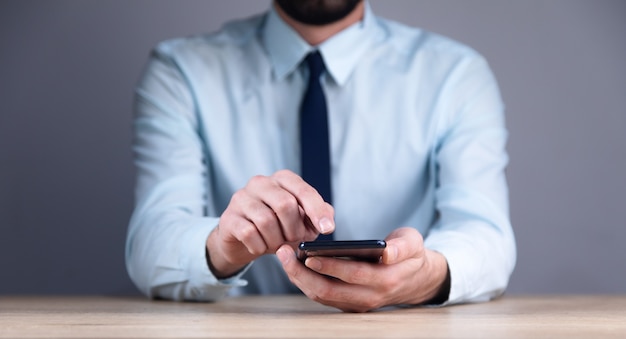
424,54,516,305
125,44,247,301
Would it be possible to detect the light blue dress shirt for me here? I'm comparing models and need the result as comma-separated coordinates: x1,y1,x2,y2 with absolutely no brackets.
126,3,516,305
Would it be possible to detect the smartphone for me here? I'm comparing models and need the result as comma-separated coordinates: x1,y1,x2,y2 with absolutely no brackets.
297,240,386,263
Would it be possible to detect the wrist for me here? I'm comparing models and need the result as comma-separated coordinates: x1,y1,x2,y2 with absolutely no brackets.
421,250,451,305
205,226,246,279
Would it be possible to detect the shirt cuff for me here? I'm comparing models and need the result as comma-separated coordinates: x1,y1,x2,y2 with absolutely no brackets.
183,217,249,301
425,234,475,305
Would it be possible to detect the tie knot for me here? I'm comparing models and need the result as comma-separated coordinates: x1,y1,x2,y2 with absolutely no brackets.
305,51,326,80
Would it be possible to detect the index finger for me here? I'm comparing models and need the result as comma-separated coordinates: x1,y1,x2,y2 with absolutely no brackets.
272,170,335,235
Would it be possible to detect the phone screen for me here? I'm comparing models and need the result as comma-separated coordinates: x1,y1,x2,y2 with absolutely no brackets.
297,240,386,263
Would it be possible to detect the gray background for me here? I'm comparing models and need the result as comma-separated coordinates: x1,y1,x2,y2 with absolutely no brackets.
1,0,624,296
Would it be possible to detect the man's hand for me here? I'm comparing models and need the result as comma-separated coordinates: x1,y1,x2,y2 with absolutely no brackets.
206,170,335,278
276,227,449,312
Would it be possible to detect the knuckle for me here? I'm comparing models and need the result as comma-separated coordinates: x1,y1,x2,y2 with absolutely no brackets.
246,247,261,256
230,190,247,205
235,224,256,242
273,169,293,180
351,266,368,284
274,194,297,214
253,210,276,230
219,209,235,226
296,185,317,199
248,174,267,187
294,184,322,200
234,227,265,256
413,230,424,244
250,243,267,256
323,202,335,216
287,225,306,242
322,202,335,215
282,229,298,243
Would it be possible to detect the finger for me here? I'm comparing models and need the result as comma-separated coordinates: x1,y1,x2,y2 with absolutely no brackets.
272,170,335,235
300,206,321,241
245,200,285,252
230,188,283,252
382,227,424,265
276,244,323,297
276,245,379,312
231,217,268,256
250,179,308,242
309,282,381,313
276,244,338,299
304,256,382,286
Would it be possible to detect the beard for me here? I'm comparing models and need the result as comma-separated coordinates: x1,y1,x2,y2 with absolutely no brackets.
275,0,362,26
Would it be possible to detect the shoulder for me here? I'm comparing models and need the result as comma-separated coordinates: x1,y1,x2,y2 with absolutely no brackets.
151,13,267,64
373,16,484,69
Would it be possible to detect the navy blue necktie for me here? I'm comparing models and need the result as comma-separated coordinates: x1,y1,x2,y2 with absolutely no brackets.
300,51,333,241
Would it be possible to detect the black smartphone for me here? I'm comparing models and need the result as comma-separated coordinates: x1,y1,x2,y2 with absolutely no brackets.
297,240,386,263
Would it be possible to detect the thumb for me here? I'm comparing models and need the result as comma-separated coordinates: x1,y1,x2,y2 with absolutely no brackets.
382,227,424,265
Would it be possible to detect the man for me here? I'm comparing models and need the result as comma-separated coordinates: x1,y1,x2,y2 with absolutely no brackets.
126,0,516,312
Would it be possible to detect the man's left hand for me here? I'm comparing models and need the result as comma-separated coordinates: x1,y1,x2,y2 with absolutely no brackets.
276,227,449,312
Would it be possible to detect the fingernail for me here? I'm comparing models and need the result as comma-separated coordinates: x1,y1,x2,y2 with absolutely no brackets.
319,217,334,234
305,257,322,271
276,247,290,265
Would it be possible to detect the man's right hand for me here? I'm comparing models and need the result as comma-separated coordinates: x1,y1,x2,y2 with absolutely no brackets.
206,169,335,278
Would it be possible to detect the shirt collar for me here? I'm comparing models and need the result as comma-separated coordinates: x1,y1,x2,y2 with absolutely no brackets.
261,1,383,86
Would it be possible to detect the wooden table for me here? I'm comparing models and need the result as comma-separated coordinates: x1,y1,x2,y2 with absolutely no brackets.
1,295,625,338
